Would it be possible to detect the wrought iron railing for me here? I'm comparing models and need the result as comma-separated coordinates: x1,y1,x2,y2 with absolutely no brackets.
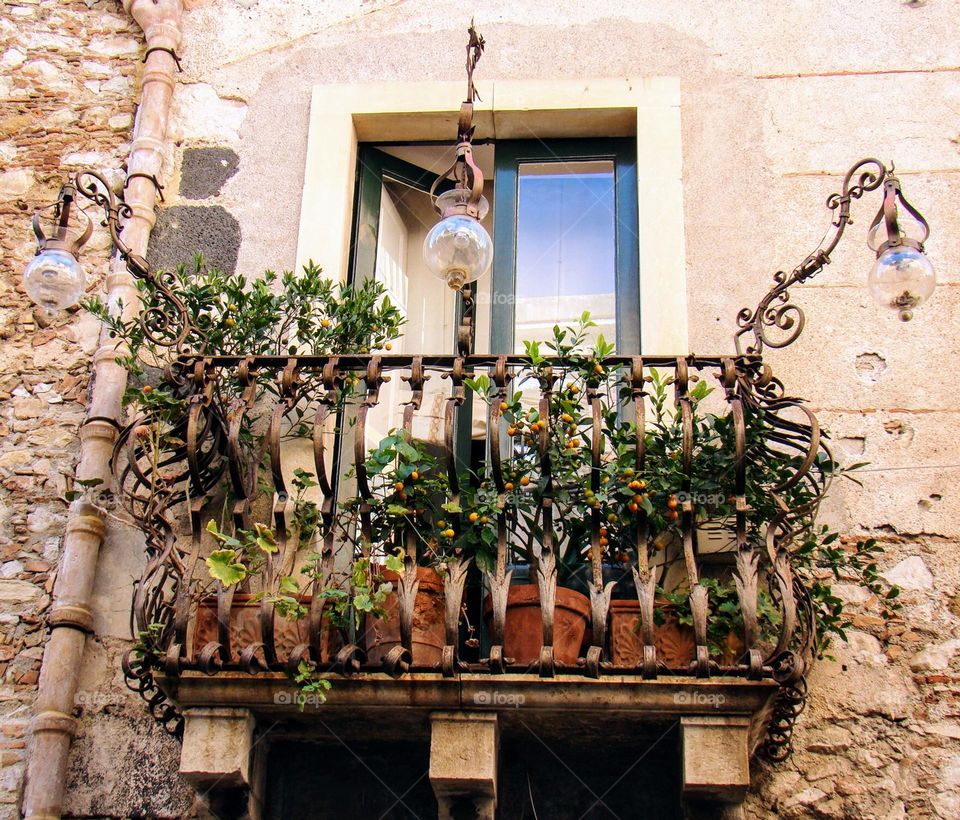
30,156,918,770
116,351,824,754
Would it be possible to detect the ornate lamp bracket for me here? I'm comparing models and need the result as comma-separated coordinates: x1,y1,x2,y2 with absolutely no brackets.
34,169,195,352
735,158,889,355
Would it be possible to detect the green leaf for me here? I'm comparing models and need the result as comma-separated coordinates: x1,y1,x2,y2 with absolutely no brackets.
292,468,318,489
353,592,373,612
205,549,247,586
253,522,279,554
441,501,463,514
205,519,242,550
397,441,420,462
278,576,299,594
475,551,494,574
385,549,404,574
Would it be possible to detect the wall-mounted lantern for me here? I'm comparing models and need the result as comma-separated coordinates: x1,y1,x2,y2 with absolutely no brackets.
24,182,91,320
866,172,936,321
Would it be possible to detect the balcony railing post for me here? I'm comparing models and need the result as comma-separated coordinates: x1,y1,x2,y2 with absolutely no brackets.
441,357,470,677
585,377,611,678
533,366,558,678
485,357,511,673
629,356,659,679
673,357,712,678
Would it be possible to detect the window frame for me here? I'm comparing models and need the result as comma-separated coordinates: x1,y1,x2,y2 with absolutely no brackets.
349,144,452,287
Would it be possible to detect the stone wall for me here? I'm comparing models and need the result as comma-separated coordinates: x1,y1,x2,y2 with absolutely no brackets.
0,1,144,815
1,0,958,817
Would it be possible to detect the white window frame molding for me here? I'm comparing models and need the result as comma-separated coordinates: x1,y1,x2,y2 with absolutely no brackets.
296,77,687,352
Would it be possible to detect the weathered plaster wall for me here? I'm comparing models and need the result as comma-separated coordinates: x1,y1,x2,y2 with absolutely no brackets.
160,5,960,816
1,0,958,817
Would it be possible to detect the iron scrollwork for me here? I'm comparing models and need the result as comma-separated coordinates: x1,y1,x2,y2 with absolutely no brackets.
735,158,888,355
69,169,196,351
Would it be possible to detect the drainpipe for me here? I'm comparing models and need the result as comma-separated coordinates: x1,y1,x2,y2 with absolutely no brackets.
22,2,184,818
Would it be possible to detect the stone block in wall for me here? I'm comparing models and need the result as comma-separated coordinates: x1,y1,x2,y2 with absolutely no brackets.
179,147,239,200
146,205,241,276
63,709,196,818
762,73,960,175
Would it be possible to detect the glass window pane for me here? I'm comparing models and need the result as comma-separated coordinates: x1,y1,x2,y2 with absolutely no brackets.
514,160,616,352
367,178,458,448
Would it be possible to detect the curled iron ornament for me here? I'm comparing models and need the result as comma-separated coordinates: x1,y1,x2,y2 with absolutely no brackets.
50,169,195,352
735,158,890,355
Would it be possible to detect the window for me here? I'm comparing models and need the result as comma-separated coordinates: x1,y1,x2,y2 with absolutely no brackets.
349,139,639,356
350,146,454,354
491,139,639,354
296,78,686,352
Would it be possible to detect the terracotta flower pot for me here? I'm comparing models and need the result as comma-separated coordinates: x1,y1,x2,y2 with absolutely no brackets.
363,566,446,667
193,593,342,664
608,600,745,669
483,584,591,666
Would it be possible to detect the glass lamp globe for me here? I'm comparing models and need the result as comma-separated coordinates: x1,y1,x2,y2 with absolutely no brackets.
23,248,86,319
422,189,493,290
867,245,935,322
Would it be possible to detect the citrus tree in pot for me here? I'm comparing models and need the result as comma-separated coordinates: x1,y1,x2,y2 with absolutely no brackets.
462,316,617,667
89,257,407,701
594,365,898,670
339,429,451,669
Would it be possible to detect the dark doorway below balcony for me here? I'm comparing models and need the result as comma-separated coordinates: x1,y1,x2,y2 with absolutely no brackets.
262,721,682,819
263,736,437,819
498,722,682,819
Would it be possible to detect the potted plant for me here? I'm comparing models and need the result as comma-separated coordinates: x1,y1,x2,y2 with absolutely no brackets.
196,468,400,669
90,257,406,700
608,578,781,668
464,316,619,665
593,365,896,667
340,429,450,667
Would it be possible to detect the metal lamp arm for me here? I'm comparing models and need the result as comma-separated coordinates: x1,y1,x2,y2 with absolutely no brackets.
71,168,194,351
735,158,889,355
73,170,147,276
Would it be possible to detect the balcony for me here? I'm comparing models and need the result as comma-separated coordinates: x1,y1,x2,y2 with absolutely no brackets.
112,347,825,806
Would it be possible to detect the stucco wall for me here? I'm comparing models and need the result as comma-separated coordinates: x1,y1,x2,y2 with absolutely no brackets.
1,0,958,817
